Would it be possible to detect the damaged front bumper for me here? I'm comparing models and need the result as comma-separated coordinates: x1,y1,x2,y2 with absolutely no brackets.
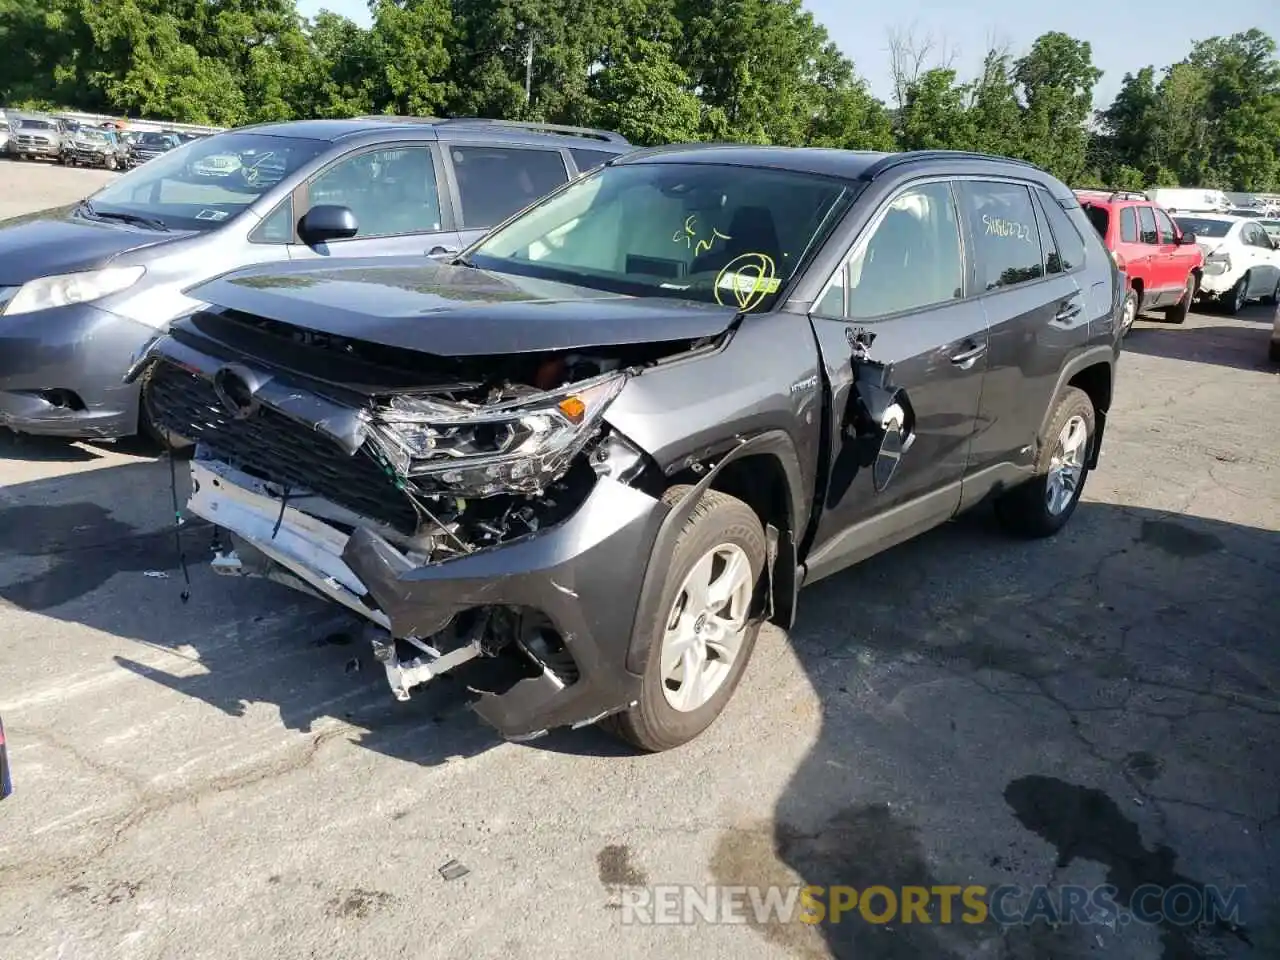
186,456,664,740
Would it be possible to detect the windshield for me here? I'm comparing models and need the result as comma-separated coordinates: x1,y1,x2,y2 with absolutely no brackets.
139,133,173,147
1173,217,1233,239
85,132,327,231
20,119,55,131
78,129,110,143
1260,220,1280,238
469,162,855,311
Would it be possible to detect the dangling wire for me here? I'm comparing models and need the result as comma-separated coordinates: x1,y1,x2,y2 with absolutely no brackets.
167,443,192,603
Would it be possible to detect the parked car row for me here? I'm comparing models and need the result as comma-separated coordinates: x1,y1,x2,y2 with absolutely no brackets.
2,110,205,169
0,121,1135,751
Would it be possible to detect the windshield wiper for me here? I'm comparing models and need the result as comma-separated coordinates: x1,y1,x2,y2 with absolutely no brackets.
76,201,169,232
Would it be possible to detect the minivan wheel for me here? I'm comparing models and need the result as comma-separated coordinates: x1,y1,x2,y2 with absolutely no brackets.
995,387,1095,539
604,485,766,752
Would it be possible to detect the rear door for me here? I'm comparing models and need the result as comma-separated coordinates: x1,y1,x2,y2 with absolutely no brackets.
957,179,1085,478
440,143,572,248
285,142,463,261
803,179,989,582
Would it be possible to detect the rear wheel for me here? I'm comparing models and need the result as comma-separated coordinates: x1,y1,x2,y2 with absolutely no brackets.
1223,273,1249,315
1263,278,1280,306
604,486,766,752
1119,289,1138,337
996,387,1095,539
1163,274,1196,324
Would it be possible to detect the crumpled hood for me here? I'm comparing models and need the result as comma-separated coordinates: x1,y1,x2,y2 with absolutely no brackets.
187,257,741,356
0,209,175,284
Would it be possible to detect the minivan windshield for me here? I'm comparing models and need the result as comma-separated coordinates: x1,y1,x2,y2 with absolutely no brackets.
1173,217,1233,238
469,162,854,310
83,132,327,232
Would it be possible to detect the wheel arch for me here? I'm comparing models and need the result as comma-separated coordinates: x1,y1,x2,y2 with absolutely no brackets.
624,430,806,675
1039,348,1115,471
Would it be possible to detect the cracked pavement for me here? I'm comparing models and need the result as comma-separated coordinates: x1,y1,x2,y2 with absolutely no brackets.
1,167,1278,959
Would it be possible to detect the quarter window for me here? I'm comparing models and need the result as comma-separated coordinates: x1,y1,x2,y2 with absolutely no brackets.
252,195,294,243
1039,191,1087,273
307,146,442,239
1137,206,1158,244
1120,207,1139,243
955,181,1044,291
844,182,964,318
451,145,569,229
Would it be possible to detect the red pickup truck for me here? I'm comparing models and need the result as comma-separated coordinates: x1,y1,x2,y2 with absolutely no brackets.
1074,190,1204,335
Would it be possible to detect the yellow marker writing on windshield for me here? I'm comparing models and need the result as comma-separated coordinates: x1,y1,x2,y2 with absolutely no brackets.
674,215,731,254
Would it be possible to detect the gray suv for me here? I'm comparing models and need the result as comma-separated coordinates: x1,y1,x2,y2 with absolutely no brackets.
0,117,631,441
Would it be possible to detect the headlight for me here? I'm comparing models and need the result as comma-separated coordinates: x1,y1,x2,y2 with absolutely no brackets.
3,266,146,316
366,371,628,497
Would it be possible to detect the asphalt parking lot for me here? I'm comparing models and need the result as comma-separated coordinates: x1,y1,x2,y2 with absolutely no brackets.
1,161,1278,960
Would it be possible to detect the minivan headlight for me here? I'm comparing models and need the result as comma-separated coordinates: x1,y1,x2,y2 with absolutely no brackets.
3,266,146,316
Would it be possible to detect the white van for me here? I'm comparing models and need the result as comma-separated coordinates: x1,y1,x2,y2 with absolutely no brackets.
1147,187,1231,214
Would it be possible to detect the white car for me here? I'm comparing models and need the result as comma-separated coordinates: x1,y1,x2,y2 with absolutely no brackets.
1171,214,1280,315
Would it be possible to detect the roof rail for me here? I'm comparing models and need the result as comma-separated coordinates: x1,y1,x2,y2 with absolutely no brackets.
433,118,630,144
860,149,1041,181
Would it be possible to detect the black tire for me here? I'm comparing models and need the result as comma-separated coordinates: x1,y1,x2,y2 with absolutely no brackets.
1263,278,1280,307
1163,274,1196,324
604,485,767,752
995,386,1096,539
105,154,116,171
1270,340,1280,364
1223,273,1249,315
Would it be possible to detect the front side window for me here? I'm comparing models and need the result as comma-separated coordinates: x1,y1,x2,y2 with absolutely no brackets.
1153,208,1176,244
469,161,855,311
307,146,442,239
451,145,569,229
955,181,1045,291
845,182,964,318
85,132,327,232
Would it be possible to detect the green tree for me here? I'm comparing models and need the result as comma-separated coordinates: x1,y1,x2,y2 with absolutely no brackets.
1013,31,1102,182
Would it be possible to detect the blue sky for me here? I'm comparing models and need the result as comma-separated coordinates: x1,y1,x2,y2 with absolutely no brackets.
295,0,1278,109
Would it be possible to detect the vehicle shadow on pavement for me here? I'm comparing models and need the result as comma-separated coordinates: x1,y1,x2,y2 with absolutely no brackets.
1125,312,1277,373
743,501,1278,959
0,457,503,768
0,428,105,463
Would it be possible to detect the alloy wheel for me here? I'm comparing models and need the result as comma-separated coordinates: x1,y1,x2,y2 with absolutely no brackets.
1046,415,1088,516
659,542,754,712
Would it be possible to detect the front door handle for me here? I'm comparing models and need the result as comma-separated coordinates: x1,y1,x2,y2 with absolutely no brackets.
950,342,987,368
427,246,459,256
1056,300,1083,322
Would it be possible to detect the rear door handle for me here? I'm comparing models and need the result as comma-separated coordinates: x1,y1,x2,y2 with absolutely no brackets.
950,342,987,368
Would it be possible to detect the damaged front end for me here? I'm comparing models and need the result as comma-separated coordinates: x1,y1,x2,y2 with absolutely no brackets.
135,312,690,739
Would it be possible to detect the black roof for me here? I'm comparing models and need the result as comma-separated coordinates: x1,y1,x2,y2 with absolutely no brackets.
615,144,1044,183
232,116,630,148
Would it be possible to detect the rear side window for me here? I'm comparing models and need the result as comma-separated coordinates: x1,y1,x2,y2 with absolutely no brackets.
955,181,1045,291
1083,205,1109,238
1137,206,1158,244
1120,207,1139,243
1038,191,1087,273
450,145,569,229
570,147,615,173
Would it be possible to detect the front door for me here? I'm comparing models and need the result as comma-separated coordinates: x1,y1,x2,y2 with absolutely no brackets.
286,143,462,261
803,179,989,583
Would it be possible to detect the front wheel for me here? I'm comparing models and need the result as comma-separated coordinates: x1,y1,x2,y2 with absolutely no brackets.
1263,278,1280,306
604,486,766,752
996,387,1096,539
105,154,117,171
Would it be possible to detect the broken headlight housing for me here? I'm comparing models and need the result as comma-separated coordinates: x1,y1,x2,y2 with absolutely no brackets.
366,371,628,497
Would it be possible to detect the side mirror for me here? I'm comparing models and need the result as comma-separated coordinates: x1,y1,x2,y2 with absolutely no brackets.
298,205,358,245
1178,232,1197,245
